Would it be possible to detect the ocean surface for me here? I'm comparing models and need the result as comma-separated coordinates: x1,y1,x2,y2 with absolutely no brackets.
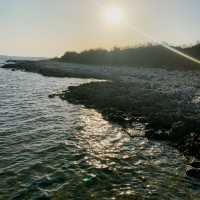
0,58,200,200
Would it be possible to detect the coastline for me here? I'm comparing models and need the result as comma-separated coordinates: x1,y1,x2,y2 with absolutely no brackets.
59,81,200,159
2,60,200,160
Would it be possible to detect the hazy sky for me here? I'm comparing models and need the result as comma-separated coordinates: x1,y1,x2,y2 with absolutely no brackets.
0,0,199,57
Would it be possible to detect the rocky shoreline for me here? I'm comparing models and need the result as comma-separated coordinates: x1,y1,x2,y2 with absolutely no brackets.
57,81,200,179
57,81,200,158
2,59,200,178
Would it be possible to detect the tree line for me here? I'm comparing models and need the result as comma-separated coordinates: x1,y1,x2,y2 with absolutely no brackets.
58,43,200,69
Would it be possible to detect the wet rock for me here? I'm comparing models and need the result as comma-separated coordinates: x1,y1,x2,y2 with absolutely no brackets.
147,113,175,130
169,121,187,140
145,129,170,140
48,93,57,98
145,129,154,138
2,63,16,69
181,134,200,158
103,109,129,125
190,161,200,168
6,59,17,63
186,168,200,179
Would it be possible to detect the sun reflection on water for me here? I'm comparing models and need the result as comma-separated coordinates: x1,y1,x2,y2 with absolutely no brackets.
60,107,197,199
74,108,130,169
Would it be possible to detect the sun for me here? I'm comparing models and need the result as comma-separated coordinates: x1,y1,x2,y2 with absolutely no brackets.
104,7,123,25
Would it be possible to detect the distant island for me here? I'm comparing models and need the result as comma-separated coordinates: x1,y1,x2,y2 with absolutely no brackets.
57,43,200,69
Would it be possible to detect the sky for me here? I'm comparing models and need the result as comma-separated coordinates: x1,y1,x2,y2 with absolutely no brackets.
0,0,199,57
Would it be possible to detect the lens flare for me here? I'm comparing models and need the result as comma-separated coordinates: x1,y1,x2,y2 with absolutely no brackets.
127,24,200,65
94,0,200,65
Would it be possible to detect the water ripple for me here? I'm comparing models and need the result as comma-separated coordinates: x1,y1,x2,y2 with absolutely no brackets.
1,67,200,199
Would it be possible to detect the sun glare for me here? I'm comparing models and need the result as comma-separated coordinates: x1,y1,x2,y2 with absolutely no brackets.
104,7,123,25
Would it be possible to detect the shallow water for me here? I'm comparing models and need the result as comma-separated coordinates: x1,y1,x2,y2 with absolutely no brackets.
1,61,200,200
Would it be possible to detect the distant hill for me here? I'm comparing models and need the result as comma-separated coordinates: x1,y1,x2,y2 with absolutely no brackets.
59,43,200,69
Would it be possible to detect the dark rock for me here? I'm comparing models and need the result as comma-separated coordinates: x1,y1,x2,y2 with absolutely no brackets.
190,161,200,168
169,121,187,140
2,64,16,69
147,113,175,130
48,94,57,99
6,59,17,63
103,109,129,125
180,133,200,158
145,129,170,140
145,129,155,138
184,115,200,131
186,168,200,179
